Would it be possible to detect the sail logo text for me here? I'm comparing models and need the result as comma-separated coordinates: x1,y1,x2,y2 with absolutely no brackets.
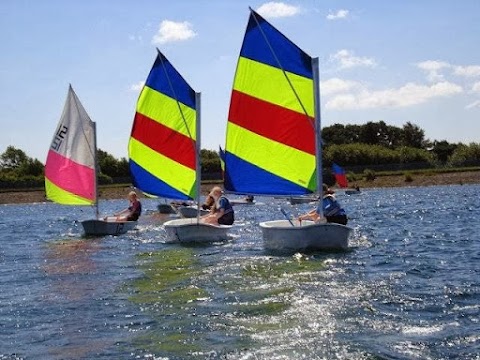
51,125,68,151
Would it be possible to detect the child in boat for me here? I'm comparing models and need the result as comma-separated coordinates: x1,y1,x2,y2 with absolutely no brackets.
298,184,348,225
202,186,234,225
114,191,142,221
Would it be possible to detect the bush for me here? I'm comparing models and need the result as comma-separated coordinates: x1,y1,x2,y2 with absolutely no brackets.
404,172,413,182
364,169,376,181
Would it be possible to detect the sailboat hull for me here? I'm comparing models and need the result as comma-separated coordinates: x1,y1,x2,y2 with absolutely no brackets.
288,196,317,205
177,206,209,218
164,218,231,243
259,220,352,252
81,219,137,236
157,204,176,214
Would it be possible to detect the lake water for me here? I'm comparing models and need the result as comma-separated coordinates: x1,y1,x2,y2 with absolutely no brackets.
1,184,479,359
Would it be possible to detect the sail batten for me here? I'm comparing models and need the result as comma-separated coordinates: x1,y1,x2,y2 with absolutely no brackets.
129,50,198,200
224,9,316,195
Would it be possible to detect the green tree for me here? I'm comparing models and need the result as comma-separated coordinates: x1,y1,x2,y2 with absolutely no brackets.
0,146,29,170
401,122,427,148
447,143,480,167
200,149,221,174
97,149,121,178
430,140,458,164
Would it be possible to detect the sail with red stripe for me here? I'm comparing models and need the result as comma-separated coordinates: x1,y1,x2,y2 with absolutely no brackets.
128,49,198,200
224,9,317,195
332,163,348,188
45,85,97,205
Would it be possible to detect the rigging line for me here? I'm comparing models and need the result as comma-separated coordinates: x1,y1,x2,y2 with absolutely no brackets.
157,50,197,149
249,9,314,130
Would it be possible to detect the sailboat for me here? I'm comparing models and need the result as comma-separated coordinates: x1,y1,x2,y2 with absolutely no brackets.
128,49,231,243
332,163,361,195
223,9,353,251
45,85,137,236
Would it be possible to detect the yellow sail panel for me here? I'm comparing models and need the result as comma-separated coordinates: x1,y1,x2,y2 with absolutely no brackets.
226,122,315,190
136,86,196,140
233,57,314,117
45,178,95,205
129,138,196,198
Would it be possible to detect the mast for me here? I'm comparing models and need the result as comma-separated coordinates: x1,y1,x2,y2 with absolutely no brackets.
195,92,201,223
312,57,324,218
92,121,99,219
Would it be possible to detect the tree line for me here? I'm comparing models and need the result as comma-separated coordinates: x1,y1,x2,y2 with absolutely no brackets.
1,121,479,189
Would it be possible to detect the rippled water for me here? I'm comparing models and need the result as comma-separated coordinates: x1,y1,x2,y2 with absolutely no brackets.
1,184,479,359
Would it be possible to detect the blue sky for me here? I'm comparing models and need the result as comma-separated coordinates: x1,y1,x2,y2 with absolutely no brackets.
1,0,479,162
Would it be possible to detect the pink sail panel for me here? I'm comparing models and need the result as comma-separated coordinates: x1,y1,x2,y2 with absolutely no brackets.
45,149,95,201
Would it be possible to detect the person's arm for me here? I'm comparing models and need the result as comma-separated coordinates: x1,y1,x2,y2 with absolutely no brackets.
298,208,317,221
114,207,129,216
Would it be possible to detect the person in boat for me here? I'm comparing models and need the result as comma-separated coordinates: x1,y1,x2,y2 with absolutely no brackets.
245,195,254,203
114,191,142,221
298,184,348,225
202,186,234,225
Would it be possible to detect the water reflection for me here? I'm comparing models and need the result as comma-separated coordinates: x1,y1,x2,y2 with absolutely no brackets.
42,239,112,358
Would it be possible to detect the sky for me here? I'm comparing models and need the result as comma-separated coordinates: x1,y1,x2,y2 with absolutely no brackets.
1,0,479,162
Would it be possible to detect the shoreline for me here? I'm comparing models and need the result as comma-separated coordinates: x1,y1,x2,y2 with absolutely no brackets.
1,171,479,205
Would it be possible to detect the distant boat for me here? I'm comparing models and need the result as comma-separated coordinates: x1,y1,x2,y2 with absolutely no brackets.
223,9,353,252
45,85,136,236
345,188,361,195
332,163,361,195
128,50,231,243
288,195,318,205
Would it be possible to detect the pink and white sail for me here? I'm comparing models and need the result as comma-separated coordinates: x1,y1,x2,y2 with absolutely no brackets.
45,85,97,205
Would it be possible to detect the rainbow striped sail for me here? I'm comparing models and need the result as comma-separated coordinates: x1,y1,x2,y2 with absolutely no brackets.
224,9,317,196
45,85,97,205
128,50,198,201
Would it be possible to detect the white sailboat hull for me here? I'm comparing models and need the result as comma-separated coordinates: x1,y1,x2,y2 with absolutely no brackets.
164,218,231,243
81,219,137,236
259,220,352,252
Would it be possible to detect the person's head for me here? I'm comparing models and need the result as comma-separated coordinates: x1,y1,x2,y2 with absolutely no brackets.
128,191,137,201
204,194,215,206
322,184,335,195
209,186,223,200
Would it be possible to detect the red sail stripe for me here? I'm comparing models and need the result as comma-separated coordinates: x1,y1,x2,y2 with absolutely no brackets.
130,112,196,170
228,90,315,155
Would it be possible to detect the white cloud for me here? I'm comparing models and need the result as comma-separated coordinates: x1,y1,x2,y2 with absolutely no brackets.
453,65,480,78
416,60,450,82
472,82,480,93
325,81,463,110
330,49,377,69
321,78,360,96
257,2,300,18
152,20,197,45
465,100,480,109
130,81,144,92
326,9,349,20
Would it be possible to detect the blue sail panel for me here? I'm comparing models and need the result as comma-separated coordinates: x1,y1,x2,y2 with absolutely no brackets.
144,51,196,110
224,152,311,195
240,10,312,79
129,160,191,200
